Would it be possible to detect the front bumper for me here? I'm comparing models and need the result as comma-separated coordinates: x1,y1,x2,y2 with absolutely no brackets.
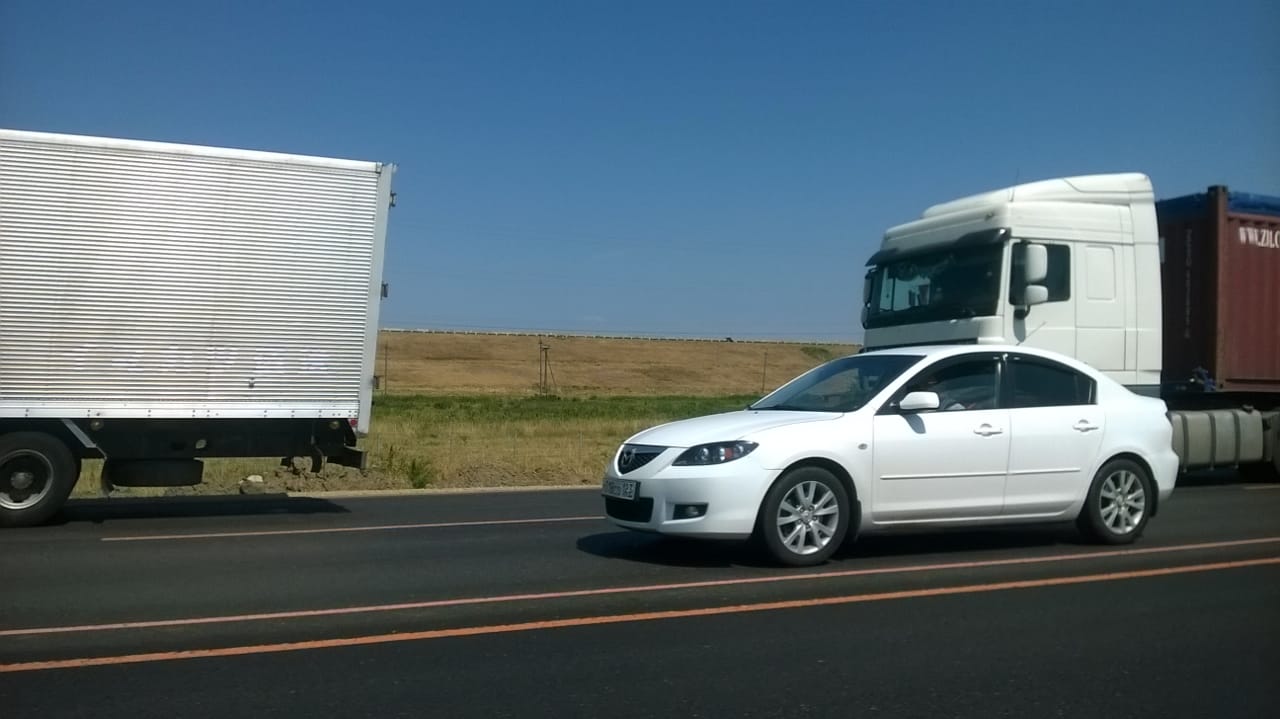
601,465,779,540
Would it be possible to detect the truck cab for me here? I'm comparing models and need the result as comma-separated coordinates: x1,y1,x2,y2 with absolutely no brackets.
861,173,1163,392
861,173,1280,479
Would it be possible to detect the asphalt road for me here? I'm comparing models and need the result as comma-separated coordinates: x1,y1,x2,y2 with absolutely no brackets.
2,478,1278,718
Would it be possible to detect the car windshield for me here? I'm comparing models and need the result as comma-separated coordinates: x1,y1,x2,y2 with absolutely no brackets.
750,354,923,413
864,244,1004,328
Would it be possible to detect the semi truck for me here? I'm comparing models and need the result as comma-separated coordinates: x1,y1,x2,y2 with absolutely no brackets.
0,128,396,527
860,173,1280,480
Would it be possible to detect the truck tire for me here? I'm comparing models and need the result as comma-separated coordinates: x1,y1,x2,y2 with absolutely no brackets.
1239,460,1279,483
1077,458,1153,545
0,432,80,528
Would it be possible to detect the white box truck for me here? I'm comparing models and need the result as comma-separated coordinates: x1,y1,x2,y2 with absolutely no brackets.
0,128,396,526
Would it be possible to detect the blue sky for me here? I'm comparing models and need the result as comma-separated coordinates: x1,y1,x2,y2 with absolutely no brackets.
3,0,1277,342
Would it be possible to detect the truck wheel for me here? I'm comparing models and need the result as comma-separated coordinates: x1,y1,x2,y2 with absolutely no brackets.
757,466,850,567
1077,458,1153,545
1239,459,1279,483
0,433,80,528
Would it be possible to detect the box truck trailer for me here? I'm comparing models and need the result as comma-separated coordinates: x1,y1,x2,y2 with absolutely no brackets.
0,128,396,527
860,173,1280,480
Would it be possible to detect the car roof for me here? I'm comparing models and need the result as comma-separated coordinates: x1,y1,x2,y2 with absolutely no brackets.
857,343,1103,376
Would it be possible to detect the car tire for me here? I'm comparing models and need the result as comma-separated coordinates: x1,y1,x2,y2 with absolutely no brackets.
1077,458,1153,545
757,466,850,567
0,432,80,528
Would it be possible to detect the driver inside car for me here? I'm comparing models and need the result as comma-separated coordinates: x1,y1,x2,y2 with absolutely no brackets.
910,366,994,411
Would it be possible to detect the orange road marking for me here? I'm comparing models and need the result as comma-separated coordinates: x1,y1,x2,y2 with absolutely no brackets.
1,556,1275,674
2,537,1277,638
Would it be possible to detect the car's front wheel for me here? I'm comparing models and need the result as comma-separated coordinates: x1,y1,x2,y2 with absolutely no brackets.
758,466,850,567
1077,458,1153,544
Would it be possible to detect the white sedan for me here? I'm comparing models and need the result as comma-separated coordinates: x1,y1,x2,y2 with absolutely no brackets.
601,344,1178,566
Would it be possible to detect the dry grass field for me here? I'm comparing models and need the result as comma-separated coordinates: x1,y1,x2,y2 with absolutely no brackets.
374,330,859,396
76,331,860,498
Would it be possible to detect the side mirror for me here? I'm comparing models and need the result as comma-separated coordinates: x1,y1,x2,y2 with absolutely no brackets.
898,391,940,412
1014,283,1049,320
1023,284,1049,306
1022,243,1048,284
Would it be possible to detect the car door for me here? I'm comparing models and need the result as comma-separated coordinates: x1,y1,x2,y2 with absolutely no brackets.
1002,353,1104,517
871,355,1009,523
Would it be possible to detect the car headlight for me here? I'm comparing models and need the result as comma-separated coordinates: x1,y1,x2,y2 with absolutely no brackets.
673,441,758,466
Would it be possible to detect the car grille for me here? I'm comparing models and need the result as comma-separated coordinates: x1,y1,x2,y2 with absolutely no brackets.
616,444,664,474
605,497,654,523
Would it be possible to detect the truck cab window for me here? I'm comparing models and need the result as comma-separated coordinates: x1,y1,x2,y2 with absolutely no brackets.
1010,243,1071,303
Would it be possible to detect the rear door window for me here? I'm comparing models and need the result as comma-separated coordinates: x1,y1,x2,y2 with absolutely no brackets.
1005,356,1095,408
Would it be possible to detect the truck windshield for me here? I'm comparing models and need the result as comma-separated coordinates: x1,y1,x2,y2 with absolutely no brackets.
864,244,1003,329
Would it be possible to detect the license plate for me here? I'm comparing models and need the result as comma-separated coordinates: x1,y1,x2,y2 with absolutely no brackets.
602,477,639,500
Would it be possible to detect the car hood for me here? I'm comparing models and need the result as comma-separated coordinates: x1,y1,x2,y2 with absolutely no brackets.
626,410,839,448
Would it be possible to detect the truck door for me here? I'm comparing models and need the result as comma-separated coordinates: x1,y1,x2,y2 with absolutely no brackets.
1009,241,1075,358
1075,244,1125,371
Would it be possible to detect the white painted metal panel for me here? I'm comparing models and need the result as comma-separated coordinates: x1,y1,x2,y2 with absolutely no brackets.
0,129,393,426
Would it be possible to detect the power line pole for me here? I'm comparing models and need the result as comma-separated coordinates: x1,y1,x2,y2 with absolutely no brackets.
539,342,549,395
383,341,389,392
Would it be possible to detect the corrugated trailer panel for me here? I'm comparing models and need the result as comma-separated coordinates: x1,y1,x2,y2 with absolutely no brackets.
1220,209,1280,389
0,130,391,422
1156,187,1280,392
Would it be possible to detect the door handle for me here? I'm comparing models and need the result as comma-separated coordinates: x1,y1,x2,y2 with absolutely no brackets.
1073,420,1099,433
973,424,1003,437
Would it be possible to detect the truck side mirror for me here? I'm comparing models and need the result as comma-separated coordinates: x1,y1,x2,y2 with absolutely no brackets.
1022,243,1048,284
1023,285,1049,306
1015,284,1049,320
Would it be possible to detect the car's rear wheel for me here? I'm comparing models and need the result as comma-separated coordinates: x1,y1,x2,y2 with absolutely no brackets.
758,466,850,567
1077,458,1153,544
